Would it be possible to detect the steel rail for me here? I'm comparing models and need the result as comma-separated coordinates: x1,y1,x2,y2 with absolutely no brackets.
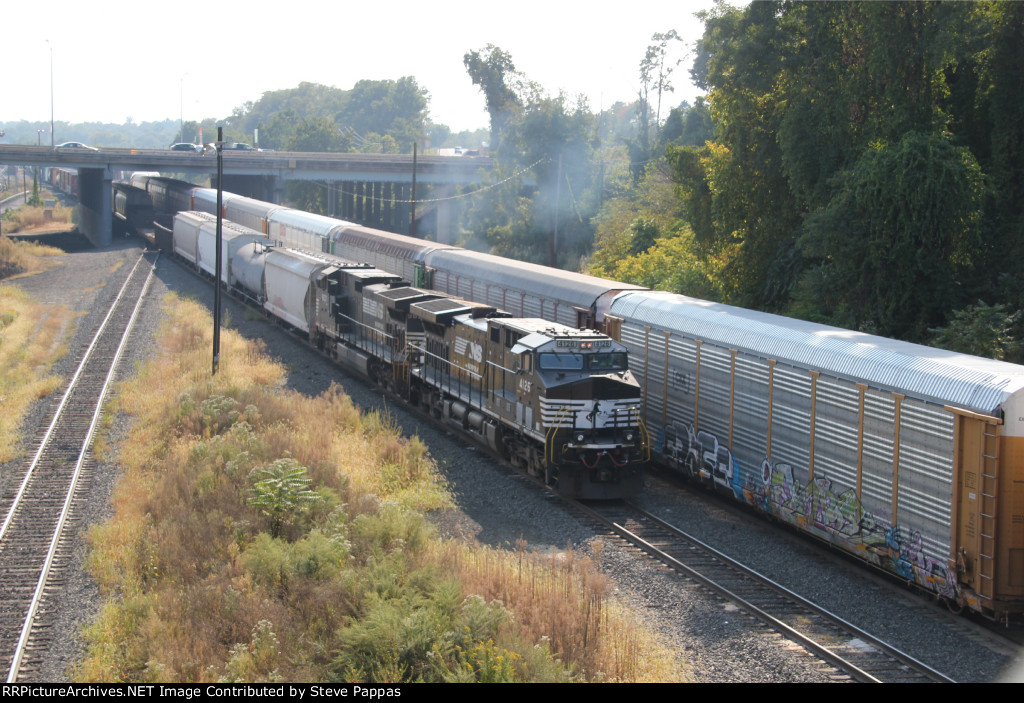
575,499,955,683
0,254,148,542
4,254,157,682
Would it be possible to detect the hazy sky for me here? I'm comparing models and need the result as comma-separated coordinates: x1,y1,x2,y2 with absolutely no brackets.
6,0,724,134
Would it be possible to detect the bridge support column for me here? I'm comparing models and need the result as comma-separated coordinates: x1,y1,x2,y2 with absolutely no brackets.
354,182,365,221
327,181,337,217
270,175,286,205
433,183,456,245
378,183,389,229
77,168,112,248
342,181,354,220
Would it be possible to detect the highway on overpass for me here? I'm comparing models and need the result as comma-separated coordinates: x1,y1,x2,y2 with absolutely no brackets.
0,145,492,184
0,145,493,246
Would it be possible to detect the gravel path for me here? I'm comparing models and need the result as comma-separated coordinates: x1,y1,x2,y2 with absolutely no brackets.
4,233,1021,683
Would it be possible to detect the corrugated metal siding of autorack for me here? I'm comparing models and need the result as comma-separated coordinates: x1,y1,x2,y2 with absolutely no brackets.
268,209,355,253
152,179,196,214
191,188,235,217
224,196,282,235
425,249,646,328
618,301,958,579
328,225,447,285
611,291,1024,415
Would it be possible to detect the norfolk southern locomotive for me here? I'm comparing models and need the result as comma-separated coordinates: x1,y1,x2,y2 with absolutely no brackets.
170,210,647,500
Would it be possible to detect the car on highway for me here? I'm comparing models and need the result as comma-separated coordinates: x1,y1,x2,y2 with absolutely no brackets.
55,141,98,151
224,142,253,151
169,142,202,152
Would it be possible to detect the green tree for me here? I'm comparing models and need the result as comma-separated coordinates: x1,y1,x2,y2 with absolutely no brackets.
929,302,1020,361
684,1,806,309
248,458,321,539
800,131,984,339
463,46,601,268
464,45,524,159
337,77,428,150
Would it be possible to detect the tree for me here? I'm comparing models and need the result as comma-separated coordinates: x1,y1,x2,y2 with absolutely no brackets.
640,31,683,142
464,45,524,159
337,77,428,151
248,458,321,539
287,117,351,153
930,302,1020,361
659,98,714,149
800,131,984,339
237,82,349,135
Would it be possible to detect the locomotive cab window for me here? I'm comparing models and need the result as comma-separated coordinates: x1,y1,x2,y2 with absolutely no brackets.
588,352,628,371
522,352,533,372
539,352,585,371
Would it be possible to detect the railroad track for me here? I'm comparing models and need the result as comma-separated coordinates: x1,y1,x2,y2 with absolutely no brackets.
0,251,157,682
575,499,956,683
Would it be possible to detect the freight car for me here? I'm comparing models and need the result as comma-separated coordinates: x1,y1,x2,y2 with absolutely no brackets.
50,167,78,198
170,212,647,499
142,181,1024,620
112,181,155,241
610,290,1024,621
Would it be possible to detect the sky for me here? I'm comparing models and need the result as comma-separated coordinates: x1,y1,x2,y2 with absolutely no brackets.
5,0,725,134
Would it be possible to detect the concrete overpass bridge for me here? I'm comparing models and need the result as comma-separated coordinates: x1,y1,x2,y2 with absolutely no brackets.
0,145,493,247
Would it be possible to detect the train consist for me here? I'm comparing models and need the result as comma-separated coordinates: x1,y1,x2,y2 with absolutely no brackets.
50,167,79,198
128,174,1024,621
168,209,647,500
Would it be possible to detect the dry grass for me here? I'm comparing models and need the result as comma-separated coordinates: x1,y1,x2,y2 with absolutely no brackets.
78,293,688,683
434,539,689,682
0,236,65,279
2,193,75,235
0,284,75,462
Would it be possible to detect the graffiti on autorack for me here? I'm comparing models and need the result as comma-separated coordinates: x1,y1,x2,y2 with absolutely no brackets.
752,456,957,601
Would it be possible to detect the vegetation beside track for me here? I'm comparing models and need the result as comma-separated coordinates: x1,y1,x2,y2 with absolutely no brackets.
76,294,687,683
0,238,73,462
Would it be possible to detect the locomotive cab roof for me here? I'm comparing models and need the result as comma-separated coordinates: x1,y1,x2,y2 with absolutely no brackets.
495,319,617,351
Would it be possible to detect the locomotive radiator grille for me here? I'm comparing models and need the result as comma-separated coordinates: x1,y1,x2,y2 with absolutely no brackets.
539,398,642,430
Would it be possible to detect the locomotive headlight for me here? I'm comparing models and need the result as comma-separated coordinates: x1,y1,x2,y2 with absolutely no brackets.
576,432,586,443
626,432,634,442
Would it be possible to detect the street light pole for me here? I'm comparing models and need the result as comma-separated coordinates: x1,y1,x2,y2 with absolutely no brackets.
45,40,54,148
180,73,188,142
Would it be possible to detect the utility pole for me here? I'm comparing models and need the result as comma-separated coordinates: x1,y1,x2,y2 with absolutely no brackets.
409,142,417,237
213,127,224,375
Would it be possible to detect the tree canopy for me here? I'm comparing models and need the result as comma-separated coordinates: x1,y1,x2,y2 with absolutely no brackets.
649,0,1024,354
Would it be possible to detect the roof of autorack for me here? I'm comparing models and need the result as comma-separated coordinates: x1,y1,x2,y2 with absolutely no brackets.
426,248,646,305
612,290,1024,414
331,224,450,261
